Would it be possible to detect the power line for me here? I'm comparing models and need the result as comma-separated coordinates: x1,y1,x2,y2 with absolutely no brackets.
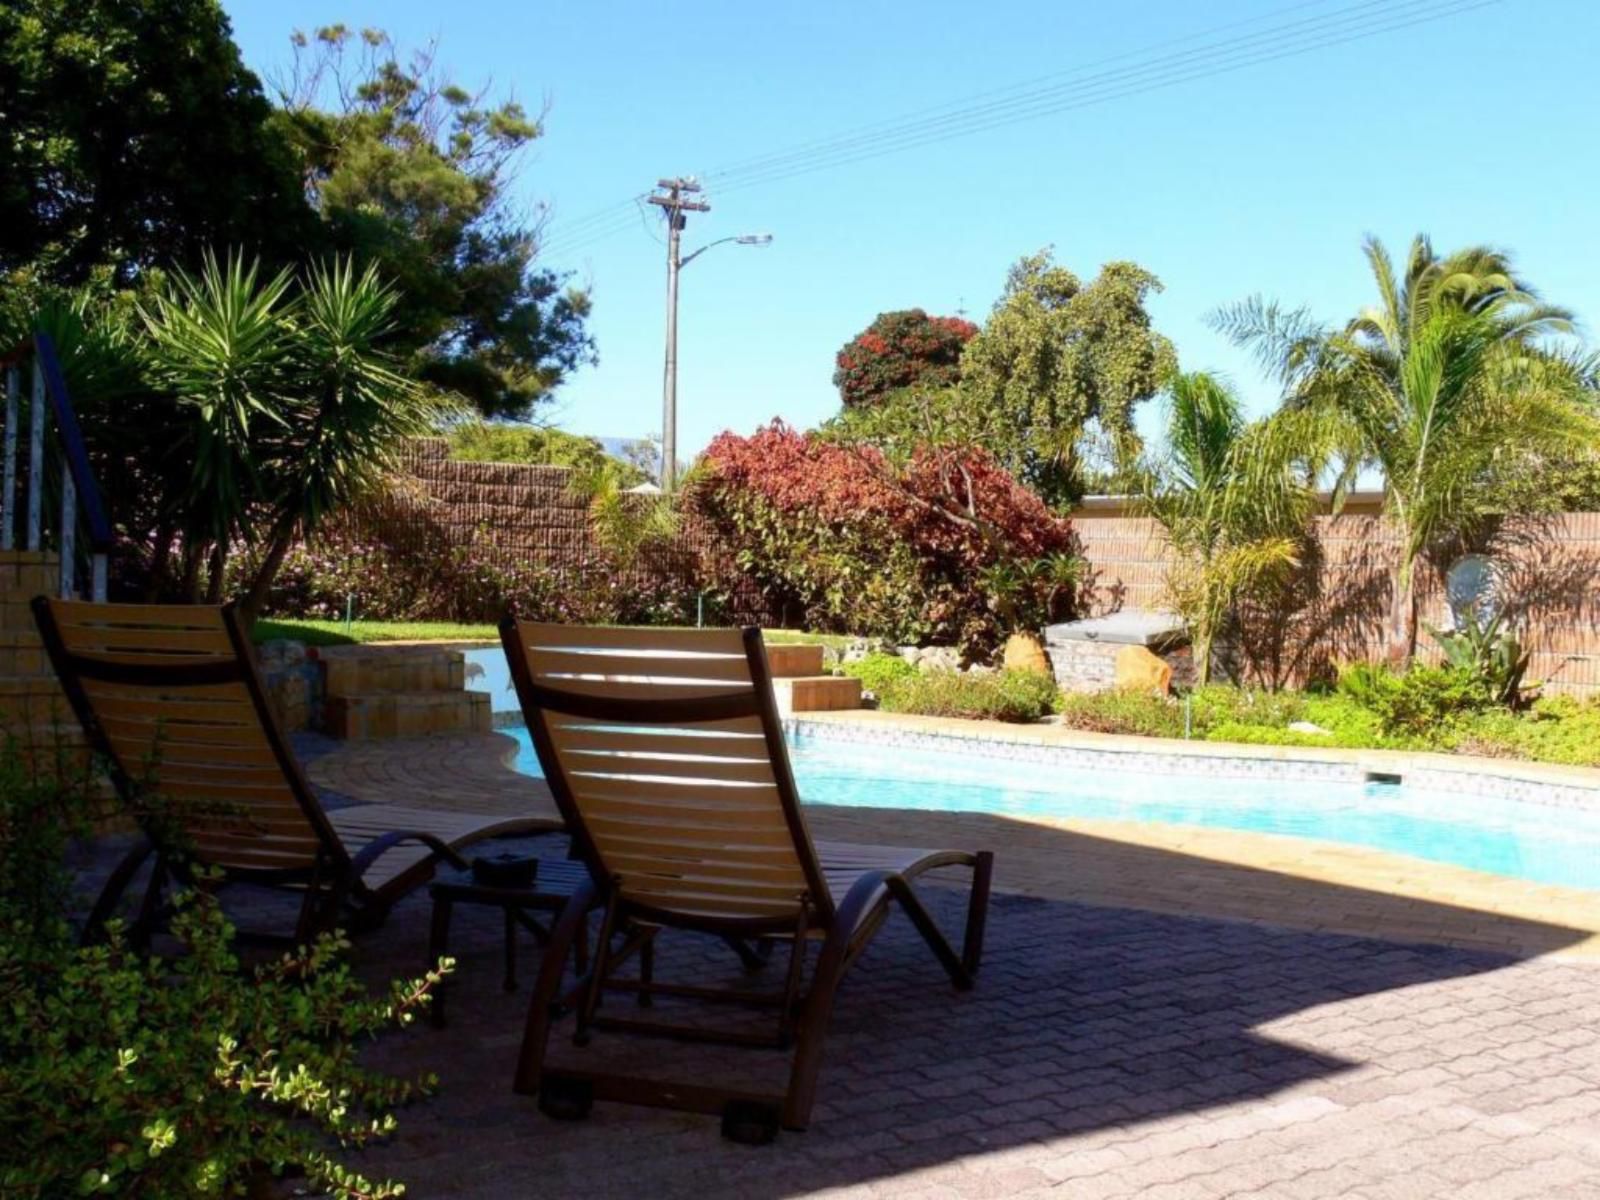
709,0,1496,197
540,211,649,258
701,0,1371,186
539,0,1500,258
539,0,1360,253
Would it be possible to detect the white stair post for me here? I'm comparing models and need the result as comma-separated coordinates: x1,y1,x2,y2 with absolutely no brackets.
1,364,17,550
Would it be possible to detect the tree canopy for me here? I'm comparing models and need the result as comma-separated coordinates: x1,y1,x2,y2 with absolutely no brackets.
960,251,1177,505
0,0,312,284
271,26,596,418
832,309,977,409
2,15,593,421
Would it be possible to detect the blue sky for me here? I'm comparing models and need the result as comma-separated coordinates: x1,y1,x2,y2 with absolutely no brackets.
225,0,1599,457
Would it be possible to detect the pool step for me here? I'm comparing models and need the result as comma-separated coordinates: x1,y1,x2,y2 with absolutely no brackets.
318,646,467,696
766,643,825,678
323,689,492,740
772,674,862,716
317,644,487,739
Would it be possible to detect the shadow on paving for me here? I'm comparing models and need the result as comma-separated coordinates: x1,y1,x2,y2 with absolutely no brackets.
300,811,1592,1199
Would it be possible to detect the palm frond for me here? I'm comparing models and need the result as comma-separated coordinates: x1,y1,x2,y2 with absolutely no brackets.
1207,297,1329,395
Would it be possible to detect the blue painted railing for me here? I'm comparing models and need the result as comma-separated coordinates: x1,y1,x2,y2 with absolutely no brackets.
1,332,112,600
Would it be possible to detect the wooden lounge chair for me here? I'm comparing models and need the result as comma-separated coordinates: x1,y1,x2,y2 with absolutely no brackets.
33,597,556,944
500,619,994,1138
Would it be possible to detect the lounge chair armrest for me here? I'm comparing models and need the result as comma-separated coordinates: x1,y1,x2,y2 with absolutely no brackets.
822,869,894,967
350,829,471,880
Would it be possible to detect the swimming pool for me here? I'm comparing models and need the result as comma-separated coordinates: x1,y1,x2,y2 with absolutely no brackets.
503,725,1600,891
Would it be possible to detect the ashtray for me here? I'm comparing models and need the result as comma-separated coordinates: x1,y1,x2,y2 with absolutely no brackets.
471,853,539,888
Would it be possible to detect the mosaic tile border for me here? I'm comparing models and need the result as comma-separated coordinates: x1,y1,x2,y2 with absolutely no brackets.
784,717,1600,814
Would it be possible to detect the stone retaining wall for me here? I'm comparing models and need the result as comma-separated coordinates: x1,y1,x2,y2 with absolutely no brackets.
325,439,779,625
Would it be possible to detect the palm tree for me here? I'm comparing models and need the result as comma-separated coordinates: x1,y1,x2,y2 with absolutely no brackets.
1214,234,1597,661
1143,371,1316,685
572,458,679,571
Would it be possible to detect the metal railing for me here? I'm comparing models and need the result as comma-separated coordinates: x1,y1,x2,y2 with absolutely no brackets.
1,332,112,600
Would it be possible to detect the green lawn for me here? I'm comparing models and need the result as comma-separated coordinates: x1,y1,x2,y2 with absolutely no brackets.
252,618,856,651
252,619,500,646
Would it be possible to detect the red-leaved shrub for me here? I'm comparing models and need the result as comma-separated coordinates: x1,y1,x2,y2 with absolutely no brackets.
689,421,1075,655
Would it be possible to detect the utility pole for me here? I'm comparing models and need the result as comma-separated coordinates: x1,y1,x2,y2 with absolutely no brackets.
647,177,709,492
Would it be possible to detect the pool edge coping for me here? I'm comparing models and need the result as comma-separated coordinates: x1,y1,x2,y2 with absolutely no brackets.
783,709,1600,812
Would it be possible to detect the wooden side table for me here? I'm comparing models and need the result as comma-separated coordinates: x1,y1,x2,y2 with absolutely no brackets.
426,857,596,1027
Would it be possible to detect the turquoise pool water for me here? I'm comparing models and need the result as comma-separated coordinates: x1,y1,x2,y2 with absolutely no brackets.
504,726,1600,891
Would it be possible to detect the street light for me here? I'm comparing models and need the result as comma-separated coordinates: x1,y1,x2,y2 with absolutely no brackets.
660,229,772,491
679,232,773,268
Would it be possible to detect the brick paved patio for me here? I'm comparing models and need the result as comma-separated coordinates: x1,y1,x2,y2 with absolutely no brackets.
331,831,1600,1199
272,729,1600,1197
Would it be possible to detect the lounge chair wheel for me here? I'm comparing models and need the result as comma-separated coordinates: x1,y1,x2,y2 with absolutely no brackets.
721,1100,781,1145
538,1073,594,1121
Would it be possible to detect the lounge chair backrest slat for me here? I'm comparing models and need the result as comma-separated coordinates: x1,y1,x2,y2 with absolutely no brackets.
35,599,337,875
504,622,834,929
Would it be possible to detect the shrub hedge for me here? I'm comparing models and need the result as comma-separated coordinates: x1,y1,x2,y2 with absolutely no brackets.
1056,671,1600,767
691,421,1076,656
876,669,1061,724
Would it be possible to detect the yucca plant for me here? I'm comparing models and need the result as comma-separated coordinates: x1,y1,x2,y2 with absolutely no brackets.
1215,234,1599,661
238,258,449,619
140,251,297,599
1143,371,1318,685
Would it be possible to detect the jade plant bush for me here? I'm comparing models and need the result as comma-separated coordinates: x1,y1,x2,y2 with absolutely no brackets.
838,652,918,699
0,900,447,1199
0,737,447,1199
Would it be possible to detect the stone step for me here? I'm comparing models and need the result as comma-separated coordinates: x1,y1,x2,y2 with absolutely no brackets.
322,689,492,740
766,642,825,678
318,646,467,698
771,674,862,716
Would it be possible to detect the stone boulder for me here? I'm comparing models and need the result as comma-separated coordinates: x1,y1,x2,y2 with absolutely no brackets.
1002,633,1052,676
1114,644,1172,694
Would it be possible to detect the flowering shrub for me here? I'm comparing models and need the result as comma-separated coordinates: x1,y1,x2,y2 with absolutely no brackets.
833,309,977,409
690,422,1076,655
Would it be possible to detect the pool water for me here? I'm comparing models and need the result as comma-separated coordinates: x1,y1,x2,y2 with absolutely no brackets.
504,726,1600,891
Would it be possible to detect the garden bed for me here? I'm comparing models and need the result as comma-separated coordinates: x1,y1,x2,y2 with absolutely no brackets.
1056,681,1600,769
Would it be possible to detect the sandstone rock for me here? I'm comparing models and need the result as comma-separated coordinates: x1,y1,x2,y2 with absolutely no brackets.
1002,633,1052,676
1115,644,1172,694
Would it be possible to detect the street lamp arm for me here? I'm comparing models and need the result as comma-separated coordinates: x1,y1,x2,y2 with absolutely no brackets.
679,233,773,268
